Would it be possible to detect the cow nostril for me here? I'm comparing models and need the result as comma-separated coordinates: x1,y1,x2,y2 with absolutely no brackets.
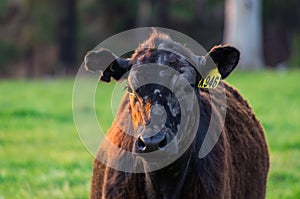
158,135,167,149
137,137,146,152
136,133,168,153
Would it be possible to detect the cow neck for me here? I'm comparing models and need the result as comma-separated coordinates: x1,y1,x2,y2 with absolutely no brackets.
143,153,192,199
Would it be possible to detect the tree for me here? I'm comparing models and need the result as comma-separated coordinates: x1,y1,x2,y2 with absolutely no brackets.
224,0,263,69
57,0,78,74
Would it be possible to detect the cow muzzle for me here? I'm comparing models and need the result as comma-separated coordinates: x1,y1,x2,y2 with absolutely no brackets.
134,128,177,154
136,132,167,153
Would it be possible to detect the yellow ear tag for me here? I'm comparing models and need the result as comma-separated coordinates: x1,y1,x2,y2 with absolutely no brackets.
198,68,221,89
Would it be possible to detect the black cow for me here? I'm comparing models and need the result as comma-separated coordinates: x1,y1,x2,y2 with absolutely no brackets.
85,30,269,199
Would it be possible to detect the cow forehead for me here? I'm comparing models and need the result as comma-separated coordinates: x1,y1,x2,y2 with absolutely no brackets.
128,50,197,92
131,49,191,70
128,69,192,101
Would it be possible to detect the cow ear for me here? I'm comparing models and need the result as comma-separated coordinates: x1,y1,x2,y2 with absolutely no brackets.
206,45,240,79
84,48,131,82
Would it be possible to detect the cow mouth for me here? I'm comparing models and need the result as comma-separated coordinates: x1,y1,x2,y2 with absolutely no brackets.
133,128,179,162
136,135,168,151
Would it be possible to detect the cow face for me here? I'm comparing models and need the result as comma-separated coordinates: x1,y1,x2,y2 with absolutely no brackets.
126,49,200,155
84,34,239,158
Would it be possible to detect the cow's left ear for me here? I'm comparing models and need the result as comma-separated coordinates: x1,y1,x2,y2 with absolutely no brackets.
84,48,131,82
206,45,240,79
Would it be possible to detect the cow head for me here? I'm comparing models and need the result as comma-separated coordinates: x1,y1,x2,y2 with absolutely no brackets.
84,32,239,159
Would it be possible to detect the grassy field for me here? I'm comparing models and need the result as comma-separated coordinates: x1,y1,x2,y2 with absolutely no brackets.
0,70,299,198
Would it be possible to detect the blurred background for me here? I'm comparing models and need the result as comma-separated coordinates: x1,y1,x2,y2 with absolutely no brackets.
0,0,300,77
1,0,300,199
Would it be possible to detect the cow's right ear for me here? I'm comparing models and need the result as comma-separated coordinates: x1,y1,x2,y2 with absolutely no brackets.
84,48,131,82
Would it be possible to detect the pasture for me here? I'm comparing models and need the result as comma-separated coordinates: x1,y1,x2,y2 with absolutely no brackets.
0,70,299,198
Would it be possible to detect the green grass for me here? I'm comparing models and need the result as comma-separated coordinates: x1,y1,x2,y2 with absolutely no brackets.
0,80,92,198
0,70,300,198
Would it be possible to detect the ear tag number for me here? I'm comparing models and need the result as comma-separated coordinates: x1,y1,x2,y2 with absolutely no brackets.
198,68,221,89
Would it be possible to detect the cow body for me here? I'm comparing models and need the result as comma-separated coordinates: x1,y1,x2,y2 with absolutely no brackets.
91,83,269,199
87,31,269,199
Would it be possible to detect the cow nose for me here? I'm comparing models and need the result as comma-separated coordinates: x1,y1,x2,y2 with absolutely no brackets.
136,132,168,153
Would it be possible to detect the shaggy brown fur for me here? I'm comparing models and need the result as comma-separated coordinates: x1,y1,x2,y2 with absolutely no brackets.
90,82,269,199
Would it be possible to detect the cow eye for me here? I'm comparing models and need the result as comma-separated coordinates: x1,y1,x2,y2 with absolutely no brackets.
125,84,134,95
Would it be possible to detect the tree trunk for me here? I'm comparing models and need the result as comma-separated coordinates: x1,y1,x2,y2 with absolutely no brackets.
157,0,170,27
224,0,263,69
57,0,78,74
136,0,152,27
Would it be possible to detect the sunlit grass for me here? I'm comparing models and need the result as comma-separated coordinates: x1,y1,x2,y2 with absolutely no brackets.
0,69,299,198
0,79,91,199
